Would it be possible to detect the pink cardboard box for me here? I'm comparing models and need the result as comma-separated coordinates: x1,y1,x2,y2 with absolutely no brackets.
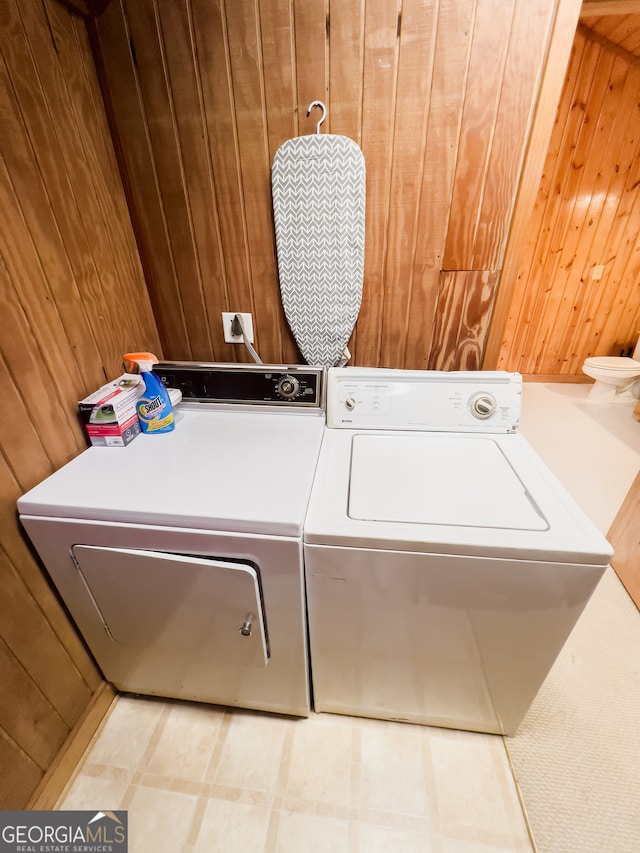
78,375,142,447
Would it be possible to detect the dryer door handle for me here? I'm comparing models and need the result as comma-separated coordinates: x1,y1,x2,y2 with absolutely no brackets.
239,615,254,637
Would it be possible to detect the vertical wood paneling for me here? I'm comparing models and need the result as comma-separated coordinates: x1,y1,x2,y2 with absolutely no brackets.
582,12,640,55
609,469,640,611
429,270,499,369
0,458,99,691
550,55,636,372
0,548,91,729
93,0,191,356
3,1,124,388
327,0,365,141
404,0,474,368
260,0,297,154
258,0,300,363
442,0,515,269
0,640,69,771
378,0,437,367
326,0,366,359
482,0,584,369
350,0,402,365
526,40,617,372
190,0,253,359
0,70,103,419
0,733,41,810
154,1,227,360
472,0,556,270
94,0,561,370
126,0,213,361
497,24,640,374
226,0,286,361
293,0,328,133
495,30,595,371
0,0,160,806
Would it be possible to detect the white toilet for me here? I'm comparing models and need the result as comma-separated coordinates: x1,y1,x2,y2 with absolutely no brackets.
582,336,640,402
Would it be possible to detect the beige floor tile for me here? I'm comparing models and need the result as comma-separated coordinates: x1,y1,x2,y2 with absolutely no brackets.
87,696,164,772
208,709,288,793
192,796,271,852
358,821,436,852
426,728,530,848
143,701,224,782
58,773,128,810
440,837,530,853
274,811,351,853
126,785,198,853
285,714,352,806
355,721,427,816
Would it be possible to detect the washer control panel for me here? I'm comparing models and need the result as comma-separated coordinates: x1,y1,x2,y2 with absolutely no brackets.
327,368,521,433
153,362,324,407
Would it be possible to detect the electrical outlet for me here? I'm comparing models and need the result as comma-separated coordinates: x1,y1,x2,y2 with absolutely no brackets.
222,312,254,344
591,264,605,281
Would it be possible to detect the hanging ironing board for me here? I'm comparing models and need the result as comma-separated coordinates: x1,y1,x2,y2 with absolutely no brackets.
272,102,365,367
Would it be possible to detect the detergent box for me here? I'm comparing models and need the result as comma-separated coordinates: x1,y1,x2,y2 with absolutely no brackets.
78,374,142,447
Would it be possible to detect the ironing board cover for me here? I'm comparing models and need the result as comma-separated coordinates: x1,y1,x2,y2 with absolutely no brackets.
272,134,365,367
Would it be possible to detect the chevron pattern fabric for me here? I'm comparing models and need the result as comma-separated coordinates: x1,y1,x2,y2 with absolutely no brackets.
272,134,365,367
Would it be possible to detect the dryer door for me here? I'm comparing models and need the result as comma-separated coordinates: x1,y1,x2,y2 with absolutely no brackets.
71,546,268,694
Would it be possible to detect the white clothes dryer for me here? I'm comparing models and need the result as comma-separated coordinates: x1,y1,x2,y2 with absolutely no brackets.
18,363,325,717
304,368,613,735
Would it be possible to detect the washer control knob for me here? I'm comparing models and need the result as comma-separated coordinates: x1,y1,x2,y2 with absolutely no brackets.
470,392,497,419
277,375,300,399
344,397,356,411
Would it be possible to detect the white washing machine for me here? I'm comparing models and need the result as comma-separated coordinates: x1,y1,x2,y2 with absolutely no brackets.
18,363,325,717
304,368,613,735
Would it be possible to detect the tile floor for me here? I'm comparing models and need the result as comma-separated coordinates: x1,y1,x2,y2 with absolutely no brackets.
59,697,532,852
57,380,640,852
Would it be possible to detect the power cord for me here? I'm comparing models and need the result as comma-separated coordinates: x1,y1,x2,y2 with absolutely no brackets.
232,314,263,364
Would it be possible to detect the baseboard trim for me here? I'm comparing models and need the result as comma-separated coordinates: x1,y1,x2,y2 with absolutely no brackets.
28,682,117,810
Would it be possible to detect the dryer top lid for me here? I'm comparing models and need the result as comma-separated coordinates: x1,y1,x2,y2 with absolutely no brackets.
18,407,325,537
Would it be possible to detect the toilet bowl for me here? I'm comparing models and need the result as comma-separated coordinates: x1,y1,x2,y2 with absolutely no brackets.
582,355,640,402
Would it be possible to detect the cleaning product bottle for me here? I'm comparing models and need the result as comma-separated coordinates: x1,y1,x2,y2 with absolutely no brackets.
123,352,175,434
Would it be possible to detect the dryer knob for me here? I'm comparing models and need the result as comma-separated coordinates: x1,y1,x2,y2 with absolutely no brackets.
277,375,300,399
470,392,497,419
344,397,356,411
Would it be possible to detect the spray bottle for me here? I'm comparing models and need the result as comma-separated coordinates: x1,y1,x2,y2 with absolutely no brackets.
123,352,175,434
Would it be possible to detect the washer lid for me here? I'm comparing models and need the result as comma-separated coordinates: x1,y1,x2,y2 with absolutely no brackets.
348,434,548,531
304,428,613,564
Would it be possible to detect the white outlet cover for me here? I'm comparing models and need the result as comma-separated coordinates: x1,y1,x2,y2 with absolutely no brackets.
222,312,254,343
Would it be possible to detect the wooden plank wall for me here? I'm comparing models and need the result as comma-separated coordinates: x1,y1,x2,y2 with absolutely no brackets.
92,0,560,370
581,9,640,57
609,467,640,612
497,22,640,375
0,0,160,807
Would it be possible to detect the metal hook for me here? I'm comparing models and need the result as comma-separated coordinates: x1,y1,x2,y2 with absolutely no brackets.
307,100,327,134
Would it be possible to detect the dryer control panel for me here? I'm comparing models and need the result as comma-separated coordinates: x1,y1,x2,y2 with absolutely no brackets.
327,368,521,433
154,362,325,408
